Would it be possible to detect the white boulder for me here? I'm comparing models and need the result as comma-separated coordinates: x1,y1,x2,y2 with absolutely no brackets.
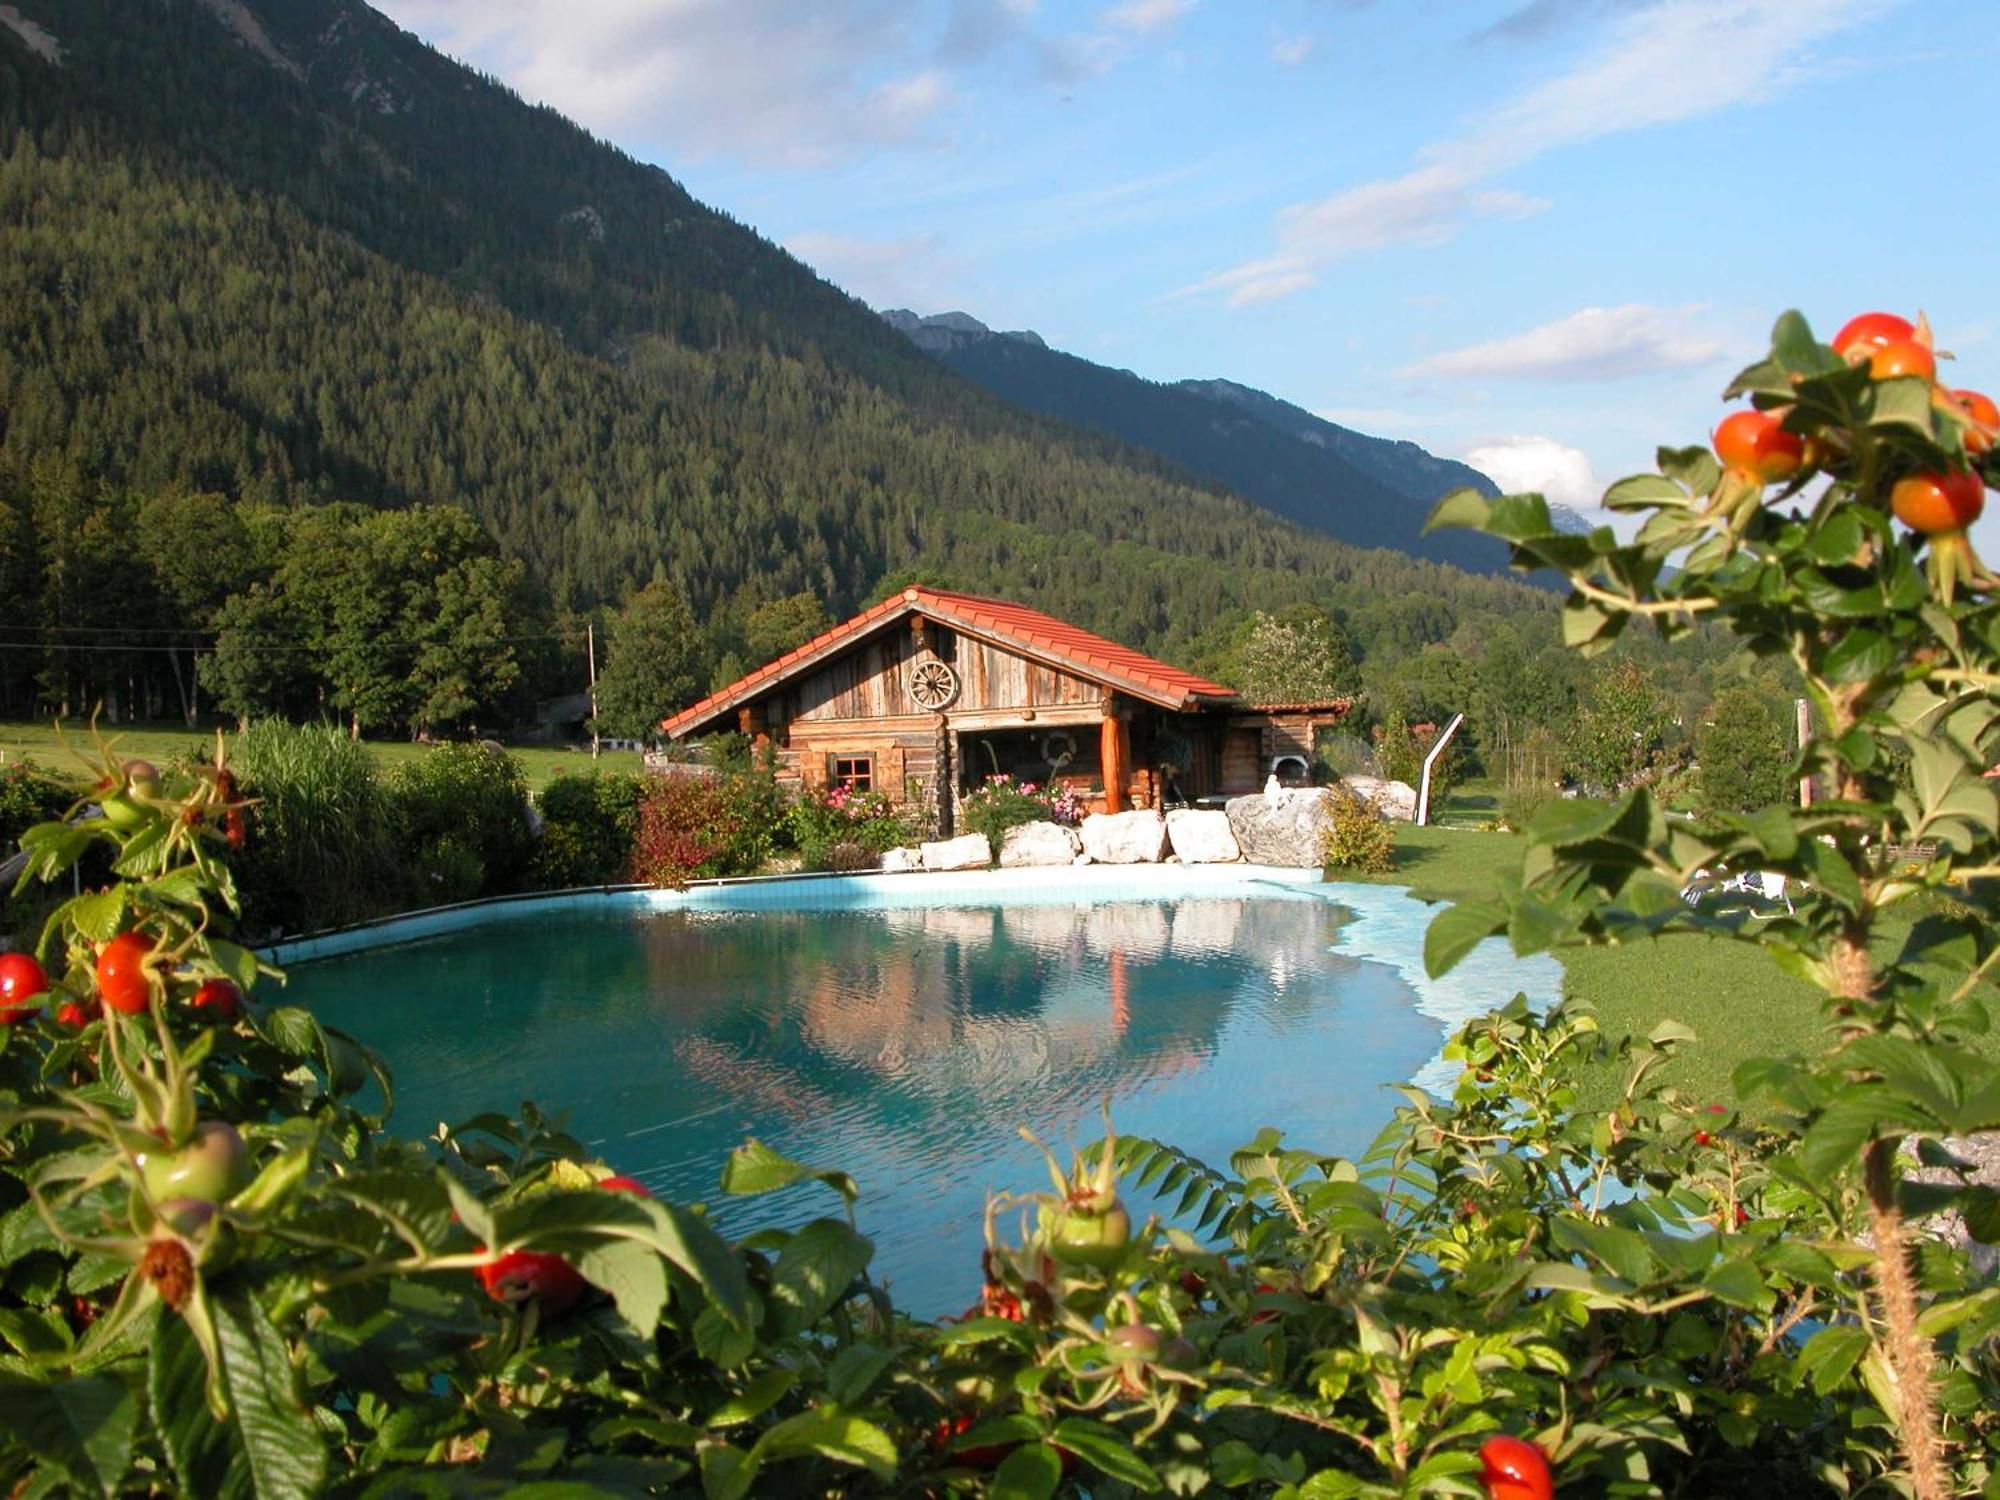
1166,808,1240,864
1079,810,1169,864
1343,775,1419,822
920,833,992,871
1225,789,1332,867
880,846,923,873
999,820,1082,868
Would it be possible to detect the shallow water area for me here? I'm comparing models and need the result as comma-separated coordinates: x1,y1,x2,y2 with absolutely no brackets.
283,870,1559,1315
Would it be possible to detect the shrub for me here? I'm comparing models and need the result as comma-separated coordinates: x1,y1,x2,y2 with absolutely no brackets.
958,774,1081,853
787,782,912,870
1320,784,1395,873
0,759,71,852
385,743,535,900
630,769,779,888
532,769,645,887
1498,781,1554,831
1696,685,1794,816
229,720,400,934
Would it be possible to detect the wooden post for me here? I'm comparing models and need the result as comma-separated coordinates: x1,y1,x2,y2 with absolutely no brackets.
1796,697,1813,808
587,621,599,759
1101,711,1127,814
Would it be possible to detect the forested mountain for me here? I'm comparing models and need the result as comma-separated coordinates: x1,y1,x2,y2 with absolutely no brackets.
882,311,1586,570
0,0,1558,730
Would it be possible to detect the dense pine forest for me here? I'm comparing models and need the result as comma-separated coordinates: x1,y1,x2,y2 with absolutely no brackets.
0,0,1561,730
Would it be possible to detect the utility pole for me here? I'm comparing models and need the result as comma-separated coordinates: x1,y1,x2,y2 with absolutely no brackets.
587,621,600,760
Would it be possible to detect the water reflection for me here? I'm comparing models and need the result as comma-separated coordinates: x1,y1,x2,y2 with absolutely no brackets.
288,893,1439,1314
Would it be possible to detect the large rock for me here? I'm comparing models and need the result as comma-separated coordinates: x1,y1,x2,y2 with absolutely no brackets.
1225,789,1333,867
880,846,923,874
920,833,991,871
999,820,1082,868
1166,808,1239,864
1343,775,1419,822
1079,809,1169,864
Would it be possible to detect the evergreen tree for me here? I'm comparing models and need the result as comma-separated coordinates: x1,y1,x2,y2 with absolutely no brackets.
1697,686,1794,816
595,580,704,741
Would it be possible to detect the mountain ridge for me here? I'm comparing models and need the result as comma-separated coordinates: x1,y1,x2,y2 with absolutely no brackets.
0,0,1557,671
877,309,1590,563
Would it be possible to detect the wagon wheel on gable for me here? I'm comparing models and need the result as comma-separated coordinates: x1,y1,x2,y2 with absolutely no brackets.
909,658,960,711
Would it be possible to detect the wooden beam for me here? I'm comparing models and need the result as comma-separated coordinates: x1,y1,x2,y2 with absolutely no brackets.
1101,712,1127,814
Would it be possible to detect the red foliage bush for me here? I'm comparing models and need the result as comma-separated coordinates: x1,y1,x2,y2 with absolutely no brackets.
629,772,740,889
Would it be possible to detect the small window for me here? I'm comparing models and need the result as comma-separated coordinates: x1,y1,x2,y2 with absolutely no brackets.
830,755,874,793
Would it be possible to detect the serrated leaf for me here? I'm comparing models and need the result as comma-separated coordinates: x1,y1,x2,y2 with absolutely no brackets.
767,1219,873,1337
0,1373,139,1499
1797,1325,1869,1393
574,1239,669,1333
720,1140,857,1204
150,1313,244,1500
1700,1257,1769,1311
1049,1417,1161,1492
989,1442,1062,1500
1424,488,1492,534
1423,899,1506,977
706,1369,795,1429
211,1288,327,1500
752,1405,896,1483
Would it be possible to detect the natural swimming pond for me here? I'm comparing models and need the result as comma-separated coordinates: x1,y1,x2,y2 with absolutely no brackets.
282,870,1561,1315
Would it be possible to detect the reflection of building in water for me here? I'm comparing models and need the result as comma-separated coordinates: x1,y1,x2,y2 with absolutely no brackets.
638,897,1354,1124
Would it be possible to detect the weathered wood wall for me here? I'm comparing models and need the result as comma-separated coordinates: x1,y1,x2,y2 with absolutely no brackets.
776,627,1101,726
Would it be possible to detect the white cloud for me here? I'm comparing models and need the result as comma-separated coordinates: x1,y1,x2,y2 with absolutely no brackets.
1188,0,1883,304
784,230,967,311
1101,0,1192,35
1401,304,1726,382
1271,32,1317,65
1462,435,1603,510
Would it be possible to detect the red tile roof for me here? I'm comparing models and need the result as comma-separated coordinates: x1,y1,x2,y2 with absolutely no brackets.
662,588,1237,737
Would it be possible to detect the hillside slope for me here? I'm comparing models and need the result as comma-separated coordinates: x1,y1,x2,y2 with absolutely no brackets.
0,0,1553,664
885,311,1584,572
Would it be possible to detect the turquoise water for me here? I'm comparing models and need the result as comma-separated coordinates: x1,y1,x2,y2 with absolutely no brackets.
283,880,1555,1315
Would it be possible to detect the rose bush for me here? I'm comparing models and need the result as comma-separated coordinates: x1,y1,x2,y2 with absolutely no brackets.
0,308,1994,1497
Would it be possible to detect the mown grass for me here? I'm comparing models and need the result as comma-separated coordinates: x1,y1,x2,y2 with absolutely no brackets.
1333,803,1996,1109
0,720,644,795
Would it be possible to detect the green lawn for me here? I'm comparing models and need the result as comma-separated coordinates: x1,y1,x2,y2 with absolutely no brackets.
0,720,645,795
1336,808,1850,1108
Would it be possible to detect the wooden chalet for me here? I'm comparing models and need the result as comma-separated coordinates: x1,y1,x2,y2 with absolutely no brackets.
661,589,1355,834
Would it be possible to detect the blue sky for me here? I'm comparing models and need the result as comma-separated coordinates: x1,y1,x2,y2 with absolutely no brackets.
374,0,2000,548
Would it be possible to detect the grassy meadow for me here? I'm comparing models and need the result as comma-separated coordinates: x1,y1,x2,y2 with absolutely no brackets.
0,719,644,795
1337,784,1997,1110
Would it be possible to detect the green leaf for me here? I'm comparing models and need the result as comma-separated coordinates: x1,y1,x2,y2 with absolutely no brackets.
1797,1325,1870,1393
0,1374,139,1499
1821,627,1895,684
1049,1417,1161,1492
1423,487,1492,534
1423,899,1507,977
1800,1088,1934,1186
211,1288,328,1500
1864,375,1938,436
1602,472,1689,510
1552,1218,1660,1285
706,1369,796,1429
574,1239,669,1333
767,1219,873,1337
1770,310,1840,377
824,1343,898,1405
1700,1257,1769,1311
720,1140,858,1204
150,1313,244,1500
989,1442,1063,1500
752,1405,896,1483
